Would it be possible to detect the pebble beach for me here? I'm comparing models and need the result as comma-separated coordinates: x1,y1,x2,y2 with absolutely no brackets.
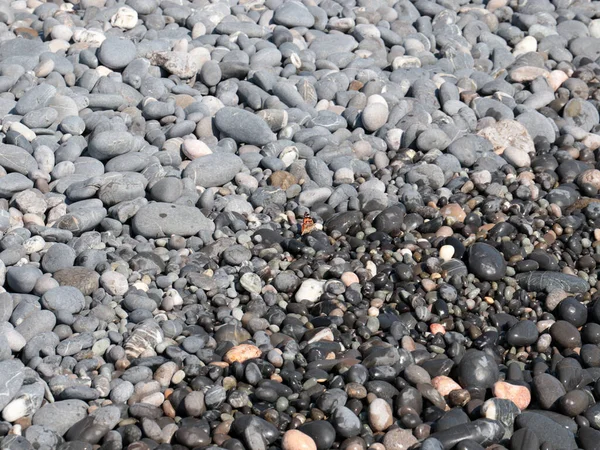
0,0,598,449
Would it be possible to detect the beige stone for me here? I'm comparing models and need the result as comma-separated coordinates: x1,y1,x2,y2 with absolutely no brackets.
547,70,568,91
223,344,262,364
440,203,466,223
432,376,462,396
369,398,393,431
578,169,600,189
477,119,534,156
341,272,359,286
281,430,317,450
182,139,212,160
382,428,418,450
508,66,550,83
493,381,531,410
439,245,455,262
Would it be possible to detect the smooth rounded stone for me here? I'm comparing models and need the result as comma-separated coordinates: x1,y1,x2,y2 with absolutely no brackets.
382,428,419,450
493,381,531,410
563,98,600,132
578,427,600,450
67,405,120,444
183,391,205,417
52,207,108,234
368,398,393,431
361,103,389,132
222,245,252,265
560,389,589,417
183,153,244,188
405,364,432,385
405,163,445,190
533,373,566,410
33,400,89,436
506,320,539,346
332,406,361,438
100,271,128,296
98,175,146,206
298,421,336,450
515,412,577,450
224,344,261,364
239,272,262,294
97,37,136,70
502,146,530,168
282,430,317,450
41,286,85,314
295,279,325,303
23,107,58,129
520,263,582,284
511,428,539,450
132,202,213,238
87,131,135,161
430,419,504,449
57,333,94,356
126,0,157,14
457,350,499,389
549,320,581,349
516,110,556,143
420,438,445,450
558,297,587,328
60,116,86,136
15,309,56,342
110,380,133,404
231,415,279,447
372,205,405,236
273,1,315,27
23,425,63,450
124,319,164,359
0,173,34,199
175,426,210,447
214,107,276,146
149,177,182,203
0,359,25,411
7,265,43,293
53,268,100,296
417,128,451,151
41,243,76,273
15,84,56,115
467,243,506,281
199,61,221,87
482,398,520,435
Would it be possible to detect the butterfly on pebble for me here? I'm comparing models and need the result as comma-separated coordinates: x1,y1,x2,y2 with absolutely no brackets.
301,212,316,235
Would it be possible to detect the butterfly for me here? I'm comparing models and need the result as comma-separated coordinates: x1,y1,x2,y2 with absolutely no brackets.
301,212,316,235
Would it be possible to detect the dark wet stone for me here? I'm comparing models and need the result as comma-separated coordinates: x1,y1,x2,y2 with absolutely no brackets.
373,206,405,236
457,350,499,389
331,406,361,438
579,426,600,450
550,320,582,349
506,320,539,347
467,243,506,281
515,412,577,450
510,428,539,450
557,297,588,328
325,212,363,234
516,271,590,293
298,421,336,450
533,374,566,410
429,419,504,449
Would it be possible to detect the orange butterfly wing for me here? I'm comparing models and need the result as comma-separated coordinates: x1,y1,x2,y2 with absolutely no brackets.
301,212,315,235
